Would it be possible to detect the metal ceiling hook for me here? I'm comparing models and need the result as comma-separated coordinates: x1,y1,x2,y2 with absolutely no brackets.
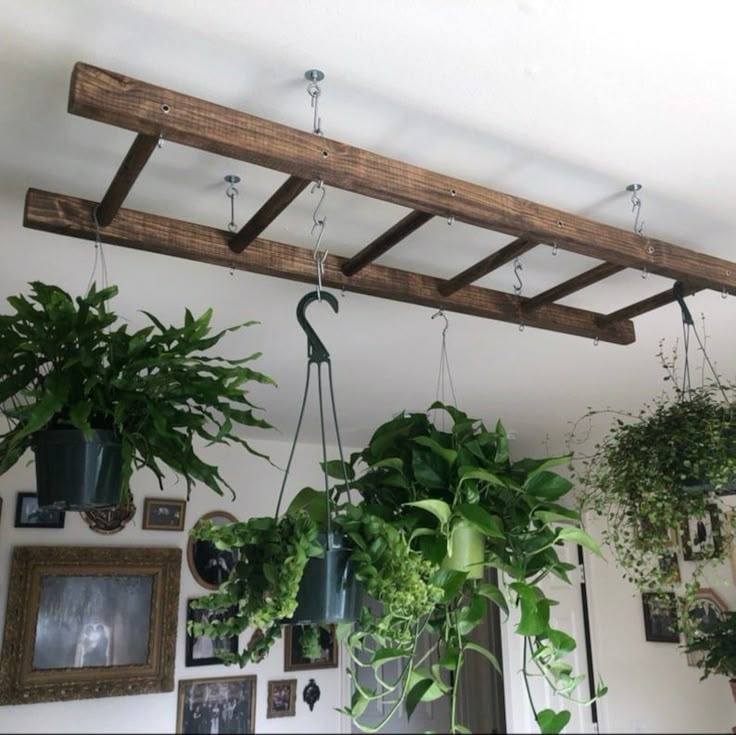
296,290,339,364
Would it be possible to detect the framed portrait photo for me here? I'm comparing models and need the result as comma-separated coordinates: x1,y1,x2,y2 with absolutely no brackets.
0,546,181,704
186,599,238,667
267,678,296,718
143,497,187,531
682,505,722,561
177,675,256,734
14,492,65,529
187,511,237,590
642,591,680,643
284,624,338,671
685,588,729,667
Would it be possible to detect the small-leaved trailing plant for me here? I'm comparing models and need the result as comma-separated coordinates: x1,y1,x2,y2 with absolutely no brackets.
572,342,736,604
0,282,275,499
191,403,606,734
684,611,736,683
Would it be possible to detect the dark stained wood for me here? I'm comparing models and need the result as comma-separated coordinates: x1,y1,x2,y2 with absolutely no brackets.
439,237,538,296
229,175,309,253
342,210,433,276
599,285,703,324
23,189,635,345
523,262,625,311
96,133,158,226
67,62,736,294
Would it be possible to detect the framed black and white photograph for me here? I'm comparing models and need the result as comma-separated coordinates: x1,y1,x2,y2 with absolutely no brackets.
143,497,187,531
177,675,256,734
267,678,296,718
284,624,338,671
685,588,729,667
642,591,680,643
14,492,65,529
682,505,722,561
186,599,239,667
187,511,238,589
0,546,181,704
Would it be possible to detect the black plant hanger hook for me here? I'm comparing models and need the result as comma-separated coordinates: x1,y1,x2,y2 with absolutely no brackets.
296,290,339,364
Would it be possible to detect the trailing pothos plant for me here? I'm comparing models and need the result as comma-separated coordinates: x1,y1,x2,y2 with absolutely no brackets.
189,402,605,734
0,282,275,498
573,343,736,602
330,403,606,734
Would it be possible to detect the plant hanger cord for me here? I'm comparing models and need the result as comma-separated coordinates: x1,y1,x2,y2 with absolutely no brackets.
86,207,109,293
432,309,458,430
274,291,353,549
673,281,729,402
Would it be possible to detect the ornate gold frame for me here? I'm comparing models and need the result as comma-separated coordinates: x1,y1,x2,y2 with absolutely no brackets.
0,545,181,704
267,678,297,718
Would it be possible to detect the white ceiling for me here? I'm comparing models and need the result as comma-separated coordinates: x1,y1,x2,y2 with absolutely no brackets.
2,0,736,453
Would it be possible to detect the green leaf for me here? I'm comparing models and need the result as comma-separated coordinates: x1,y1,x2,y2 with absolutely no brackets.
412,449,450,490
405,678,435,720
457,595,487,635
350,689,370,719
404,499,452,527
536,709,572,734
494,420,509,464
547,628,577,654
371,647,410,666
459,467,507,489
556,526,603,558
286,487,328,525
477,582,509,616
524,471,574,500
456,503,505,539
464,641,502,674
430,568,468,602
414,436,457,466
322,459,355,481
372,457,404,472
513,454,571,480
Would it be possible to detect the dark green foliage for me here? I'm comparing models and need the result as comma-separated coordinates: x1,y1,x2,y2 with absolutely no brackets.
0,282,275,499
684,611,736,681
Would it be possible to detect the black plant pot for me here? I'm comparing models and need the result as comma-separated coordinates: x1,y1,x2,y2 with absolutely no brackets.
289,532,362,625
32,429,123,511
682,476,736,496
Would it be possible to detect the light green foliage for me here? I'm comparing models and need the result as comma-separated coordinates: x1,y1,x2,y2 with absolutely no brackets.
188,512,322,666
0,282,275,499
684,610,736,681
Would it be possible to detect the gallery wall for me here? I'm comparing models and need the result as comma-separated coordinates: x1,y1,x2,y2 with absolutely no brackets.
0,438,349,735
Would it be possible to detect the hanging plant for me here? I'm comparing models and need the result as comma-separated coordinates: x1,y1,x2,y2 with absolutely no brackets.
0,282,275,509
574,338,736,600
684,611,736,702
194,402,606,734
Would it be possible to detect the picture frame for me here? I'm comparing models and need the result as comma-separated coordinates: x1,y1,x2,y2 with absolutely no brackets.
284,624,338,671
143,497,187,531
657,552,681,585
185,599,239,667
187,511,238,589
0,545,181,704
642,591,680,643
685,587,729,667
177,675,256,734
267,678,297,718
14,492,65,529
682,505,722,561
81,494,136,535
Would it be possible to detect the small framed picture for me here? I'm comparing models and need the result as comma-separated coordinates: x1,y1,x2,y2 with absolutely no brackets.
187,511,238,589
186,599,239,667
685,588,729,667
177,675,256,734
284,624,338,671
267,678,297,718
14,492,65,529
657,552,681,585
143,497,187,531
642,592,680,643
682,505,722,561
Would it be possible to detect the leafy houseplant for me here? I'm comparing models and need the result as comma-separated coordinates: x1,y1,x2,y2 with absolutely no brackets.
684,611,736,702
574,346,736,599
192,403,605,734
0,282,275,509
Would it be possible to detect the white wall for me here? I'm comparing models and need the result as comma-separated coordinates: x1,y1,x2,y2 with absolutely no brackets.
0,437,350,734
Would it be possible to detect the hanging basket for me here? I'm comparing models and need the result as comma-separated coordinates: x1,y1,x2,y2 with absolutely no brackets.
442,520,485,580
32,429,123,510
289,532,362,625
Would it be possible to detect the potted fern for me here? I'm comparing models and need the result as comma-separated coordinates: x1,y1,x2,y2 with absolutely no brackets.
0,282,275,510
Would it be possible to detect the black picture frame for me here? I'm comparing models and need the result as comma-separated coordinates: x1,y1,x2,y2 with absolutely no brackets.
642,592,680,643
284,624,338,671
682,505,722,561
14,492,65,529
185,599,239,667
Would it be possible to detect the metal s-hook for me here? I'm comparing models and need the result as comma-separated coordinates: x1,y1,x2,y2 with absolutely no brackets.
310,179,329,300
513,257,524,295
296,290,339,364
431,309,449,338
